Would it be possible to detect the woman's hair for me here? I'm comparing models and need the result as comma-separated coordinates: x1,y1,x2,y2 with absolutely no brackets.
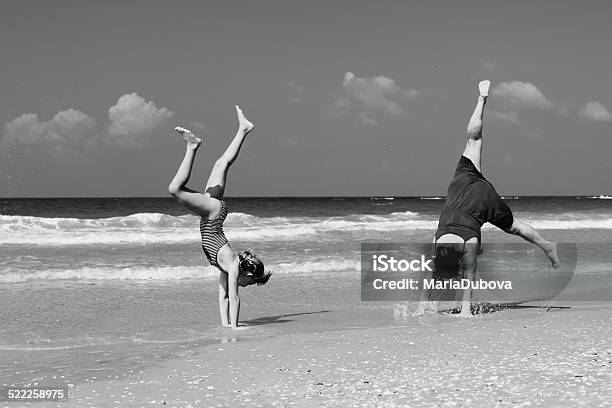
433,245,462,280
237,250,272,287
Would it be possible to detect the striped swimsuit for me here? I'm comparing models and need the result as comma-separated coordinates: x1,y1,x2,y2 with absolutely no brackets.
200,199,229,268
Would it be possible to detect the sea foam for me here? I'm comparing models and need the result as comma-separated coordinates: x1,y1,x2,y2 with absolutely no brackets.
0,259,360,283
1,211,611,246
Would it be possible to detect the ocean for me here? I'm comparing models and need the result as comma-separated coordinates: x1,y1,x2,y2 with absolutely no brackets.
2,196,611,282
1,196,611,388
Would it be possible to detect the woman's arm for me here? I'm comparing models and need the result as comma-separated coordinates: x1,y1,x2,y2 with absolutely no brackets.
226,258,241,329
218,275,230,327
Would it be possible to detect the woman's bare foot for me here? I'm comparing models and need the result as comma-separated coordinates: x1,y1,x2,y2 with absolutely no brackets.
545,242,560,268
479,80,490,98
174,126,202,149
235,106,254,133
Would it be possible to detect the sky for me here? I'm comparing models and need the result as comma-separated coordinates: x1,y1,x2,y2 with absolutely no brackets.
1,0,611,197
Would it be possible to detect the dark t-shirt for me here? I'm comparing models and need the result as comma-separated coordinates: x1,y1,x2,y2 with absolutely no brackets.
435,156,514,242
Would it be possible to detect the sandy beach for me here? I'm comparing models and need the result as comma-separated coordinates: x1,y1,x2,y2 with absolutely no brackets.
2,224,612,407
3,0,612,406
15,300,609,408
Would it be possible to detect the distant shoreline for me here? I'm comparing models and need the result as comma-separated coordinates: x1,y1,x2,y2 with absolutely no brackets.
2,195,611,200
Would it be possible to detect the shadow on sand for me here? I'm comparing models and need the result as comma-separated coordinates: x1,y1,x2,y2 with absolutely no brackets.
242,310,330,326
444,302,571,315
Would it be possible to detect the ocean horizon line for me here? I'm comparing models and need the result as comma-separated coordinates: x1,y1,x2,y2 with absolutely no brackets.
1,195,610,200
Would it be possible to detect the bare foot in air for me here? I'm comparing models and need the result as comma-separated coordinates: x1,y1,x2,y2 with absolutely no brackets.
479,80,491,98
174,126,202,149
545,242,560,268
235,106,254,133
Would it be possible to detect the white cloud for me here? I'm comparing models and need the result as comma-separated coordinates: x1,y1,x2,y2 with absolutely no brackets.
578,101,612,122
106,93,173,145
492,81,555,111
330,72,422,124
487,110,519,125
489,82,611,125
358,112,379,126
487,81,559,130
402,89,420,99
1,93,173,153
328,96,353,118
342,72,408,116
1,109,96,154
189,121,207,131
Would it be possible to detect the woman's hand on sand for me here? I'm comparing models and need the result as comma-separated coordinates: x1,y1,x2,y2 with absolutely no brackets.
223,323,249,330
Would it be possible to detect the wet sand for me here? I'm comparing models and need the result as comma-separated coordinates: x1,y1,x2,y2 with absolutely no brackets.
4,229,612,407
25,302,612,408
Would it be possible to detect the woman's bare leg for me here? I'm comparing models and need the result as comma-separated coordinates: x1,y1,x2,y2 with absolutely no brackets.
463,80,489,173
168,128,216,217
205,106,254,198
506,219,559,267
